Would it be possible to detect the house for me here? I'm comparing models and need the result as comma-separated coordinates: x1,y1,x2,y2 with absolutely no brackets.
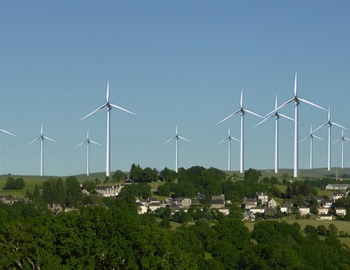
267,198,277,209
148,202,162,212
249,207,265,214
211,195,225,209
244,198,257,209
96,184,123,197
174,197,192,208
332,192,347,201
298,207,310,216
321,199,334,208
218,208,230,216
136,201,148,214
335,208,347,216
243,211,255,221
317,207,329,215
0,195,17,204
280,206,289,213
325,184,350,191
317,214,334,221
256,192,269,205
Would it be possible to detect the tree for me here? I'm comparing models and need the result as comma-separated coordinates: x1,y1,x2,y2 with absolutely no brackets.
3,177,25,190
112,170,127,183
244,168,261,183
65,176,82,208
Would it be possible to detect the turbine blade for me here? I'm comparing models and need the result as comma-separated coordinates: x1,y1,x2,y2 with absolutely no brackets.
253,115,273,128
106,80,110,102
264,98,294,118
110,103,137,116
344,137,350,142
75,141,86,148
217,138,227,145
298,98,327,111
89,140,101,146
178,136,190,142
217,109,241,125
313,135,324,141
313,122,328,133
27,136,41,146
0,129,16,136
332,139,341,145
230,136,240,142
244,109,264,119
275,94,278,109
240,88,243,108
278,114,295,122
43,136,57,143
163,137,175,144
80,104,106,121
299,135,310,143
332,122,349,130
294,71,298,96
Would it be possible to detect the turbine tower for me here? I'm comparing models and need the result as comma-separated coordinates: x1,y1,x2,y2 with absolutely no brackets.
163,125,190,173
80,80,136,177
218,89,264,174
313,107,348,171
254,94,294,174
217,127,239,171
262,72,326,178
0,129,15,175
75,130,101,176
27,125,57,177
333,129,350,169
300,125,324,169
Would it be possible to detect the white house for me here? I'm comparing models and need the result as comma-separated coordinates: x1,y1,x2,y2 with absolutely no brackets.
326,184,350,191
249,207,265,214
244,198,257,210
317,214,334,221
256,192,269,205
335,208,347,216
267,198,277,209
299,207,310,216
317,207,329,215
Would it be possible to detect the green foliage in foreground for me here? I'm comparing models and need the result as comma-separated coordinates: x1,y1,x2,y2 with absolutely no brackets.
0,193,350,269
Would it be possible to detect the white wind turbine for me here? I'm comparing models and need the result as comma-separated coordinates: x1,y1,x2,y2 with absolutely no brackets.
300,125,324,169
163,125,190,173
261,72,326,178
332,129,350,169
80,80,136,177
313,107,348,171
75,130,101,176
27,125,57,176
217,127,239,171
218,89,264,174
254,94,294,174
0,128,15,175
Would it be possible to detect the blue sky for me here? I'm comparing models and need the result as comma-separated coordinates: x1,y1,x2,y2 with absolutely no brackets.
1,1,350,176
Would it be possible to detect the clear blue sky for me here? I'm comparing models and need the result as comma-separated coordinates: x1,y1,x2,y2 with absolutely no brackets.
1,1,350,176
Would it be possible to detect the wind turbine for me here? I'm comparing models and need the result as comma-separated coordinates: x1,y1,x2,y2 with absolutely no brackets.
261,72,326,178
218,89,264,174
80,80,136,177
332,129,350,169
0,129,15,175
313,107,348,171
217,127,239,171
300,125,324,169
163,125,190,173
27,125,57,176
254,94,294,174
75,130,101,176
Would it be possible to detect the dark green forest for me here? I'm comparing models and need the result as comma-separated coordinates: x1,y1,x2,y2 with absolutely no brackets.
1,166,350,269
1,190,350,269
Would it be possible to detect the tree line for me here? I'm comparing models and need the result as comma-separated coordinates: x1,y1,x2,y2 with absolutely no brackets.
0,189,350,269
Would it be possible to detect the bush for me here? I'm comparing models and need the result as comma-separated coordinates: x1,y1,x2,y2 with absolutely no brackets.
3,177,25,190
